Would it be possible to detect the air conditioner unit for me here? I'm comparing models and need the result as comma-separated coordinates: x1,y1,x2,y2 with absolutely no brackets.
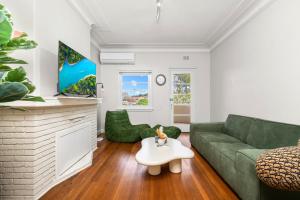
100,53,135,64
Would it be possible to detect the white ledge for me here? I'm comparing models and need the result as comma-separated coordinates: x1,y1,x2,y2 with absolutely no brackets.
0,96,102,109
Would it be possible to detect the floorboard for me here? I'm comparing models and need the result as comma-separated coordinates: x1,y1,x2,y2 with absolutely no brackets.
41,133,239,200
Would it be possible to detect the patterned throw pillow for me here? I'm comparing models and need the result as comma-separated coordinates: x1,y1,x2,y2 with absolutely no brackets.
256,140,300,191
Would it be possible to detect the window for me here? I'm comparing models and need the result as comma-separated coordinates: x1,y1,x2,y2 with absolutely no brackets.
119,72,152,109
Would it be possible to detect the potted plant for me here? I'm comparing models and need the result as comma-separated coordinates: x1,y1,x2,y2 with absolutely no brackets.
0,3,44,103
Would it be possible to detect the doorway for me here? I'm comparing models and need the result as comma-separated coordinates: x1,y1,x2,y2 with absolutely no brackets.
170,69,194,132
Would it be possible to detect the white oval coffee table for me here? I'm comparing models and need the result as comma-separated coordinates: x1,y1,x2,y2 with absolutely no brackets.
135,137,194,175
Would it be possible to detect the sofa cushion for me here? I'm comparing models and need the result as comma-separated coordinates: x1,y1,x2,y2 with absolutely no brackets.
235,149,266,173
209,142,255,162
224,114,254,142
196,132,241,144
207,142,254,192
247,118,300,149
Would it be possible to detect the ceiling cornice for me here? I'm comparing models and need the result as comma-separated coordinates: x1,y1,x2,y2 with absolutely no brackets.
206,0,257,45
66,0,94,26
99,42,210,53
100,47,210,53
67,0,276,52
210,0,276,51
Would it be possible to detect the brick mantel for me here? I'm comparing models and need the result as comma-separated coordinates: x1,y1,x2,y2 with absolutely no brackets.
0,98,98,199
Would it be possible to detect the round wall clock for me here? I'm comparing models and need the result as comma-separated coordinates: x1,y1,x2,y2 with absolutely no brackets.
156,74,166,86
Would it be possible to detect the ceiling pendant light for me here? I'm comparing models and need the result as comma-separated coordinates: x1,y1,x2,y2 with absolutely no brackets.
156,0,161,23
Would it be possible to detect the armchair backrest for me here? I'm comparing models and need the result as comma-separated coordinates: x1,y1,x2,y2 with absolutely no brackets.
105,110,132,132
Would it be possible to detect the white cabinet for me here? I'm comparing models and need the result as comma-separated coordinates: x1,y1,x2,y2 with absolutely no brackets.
56,122,91,178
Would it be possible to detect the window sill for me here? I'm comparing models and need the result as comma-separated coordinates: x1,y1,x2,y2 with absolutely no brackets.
117,107,154,112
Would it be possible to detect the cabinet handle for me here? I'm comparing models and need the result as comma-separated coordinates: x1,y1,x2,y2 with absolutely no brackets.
68,116,86,122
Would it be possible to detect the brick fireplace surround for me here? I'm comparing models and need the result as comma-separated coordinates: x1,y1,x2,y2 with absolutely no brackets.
0,97,99,199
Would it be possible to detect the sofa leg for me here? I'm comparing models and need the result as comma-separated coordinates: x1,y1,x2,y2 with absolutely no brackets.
169,159,182,173
148,165,161,175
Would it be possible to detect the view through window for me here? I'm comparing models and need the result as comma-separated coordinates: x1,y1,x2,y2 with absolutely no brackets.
172,73,191,124
120,72,151,108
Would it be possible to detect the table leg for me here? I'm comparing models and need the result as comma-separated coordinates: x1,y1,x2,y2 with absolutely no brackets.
169,159,182,173
148,165,161,175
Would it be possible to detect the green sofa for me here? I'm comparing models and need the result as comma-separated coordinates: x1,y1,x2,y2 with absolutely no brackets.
140,124,181,139
105,110,150,142
190,114,300,200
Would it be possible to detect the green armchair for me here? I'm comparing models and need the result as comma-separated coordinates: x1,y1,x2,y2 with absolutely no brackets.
105,110,150,143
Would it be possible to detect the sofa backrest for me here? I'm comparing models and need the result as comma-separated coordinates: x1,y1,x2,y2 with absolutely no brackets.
224,114,254,143
247,118,300,149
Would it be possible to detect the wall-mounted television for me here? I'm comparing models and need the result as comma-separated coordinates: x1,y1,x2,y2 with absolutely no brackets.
58,41,96,97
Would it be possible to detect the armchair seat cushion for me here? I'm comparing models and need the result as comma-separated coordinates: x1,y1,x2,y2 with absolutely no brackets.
105,110,150,143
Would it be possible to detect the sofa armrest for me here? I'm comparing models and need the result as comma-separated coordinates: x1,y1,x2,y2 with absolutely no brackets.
190,122,225,133
234,149,266,200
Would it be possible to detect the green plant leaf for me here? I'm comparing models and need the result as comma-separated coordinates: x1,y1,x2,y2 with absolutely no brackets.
0,55,27,64
0,4,40,104
5,66,26,82
0,37,37,51
21,95,45,102
0,71,4,80
0,9,13,45
22,80,35,93
0,82,29,102
0,4,12,24
0,51,8,58
0,65,11,71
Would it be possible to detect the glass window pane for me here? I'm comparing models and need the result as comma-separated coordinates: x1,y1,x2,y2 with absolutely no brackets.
173,94,191,104
173,73,191,95
121,74,150,106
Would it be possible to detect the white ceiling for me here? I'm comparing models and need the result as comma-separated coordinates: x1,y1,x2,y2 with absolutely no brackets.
69,0,272,50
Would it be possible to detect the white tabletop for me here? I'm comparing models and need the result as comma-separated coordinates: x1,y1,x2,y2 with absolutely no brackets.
135,137,194,166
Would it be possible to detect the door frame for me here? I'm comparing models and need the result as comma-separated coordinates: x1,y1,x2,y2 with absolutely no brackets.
169,68,196,132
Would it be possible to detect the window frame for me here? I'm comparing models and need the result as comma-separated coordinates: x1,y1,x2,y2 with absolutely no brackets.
118,71,153,111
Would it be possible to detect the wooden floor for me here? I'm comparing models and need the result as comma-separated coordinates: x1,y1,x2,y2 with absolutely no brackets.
41,134,239,200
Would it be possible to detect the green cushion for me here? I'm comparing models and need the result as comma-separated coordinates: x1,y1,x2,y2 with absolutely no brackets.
224,114,254,142
141,125,181,139
196,131,241,143
105,110,150,143
190,132,240,165
247,119,300,149
190,122,225,133
209,142,254,162
140,128,156,139
208,142,254,191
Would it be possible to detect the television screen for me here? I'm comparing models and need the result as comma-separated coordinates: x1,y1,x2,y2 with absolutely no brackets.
58,41,96,97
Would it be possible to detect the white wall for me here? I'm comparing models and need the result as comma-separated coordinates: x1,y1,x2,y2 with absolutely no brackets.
0,0,91,96
0,0,35,81
35,0,91,96
211,0,300,124
100,51,210,131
